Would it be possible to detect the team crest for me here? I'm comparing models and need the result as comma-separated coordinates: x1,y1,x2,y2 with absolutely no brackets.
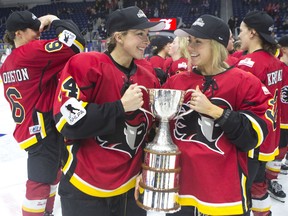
281,85,288,104
174,98,232,154
96,110,149,157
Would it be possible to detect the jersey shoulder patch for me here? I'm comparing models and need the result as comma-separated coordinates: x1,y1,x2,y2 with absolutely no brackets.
59,30,76,47
60,97,86,125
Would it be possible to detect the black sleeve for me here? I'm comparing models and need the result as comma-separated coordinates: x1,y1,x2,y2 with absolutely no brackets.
59,100,125,139
215,109,268,152
51,19,86,51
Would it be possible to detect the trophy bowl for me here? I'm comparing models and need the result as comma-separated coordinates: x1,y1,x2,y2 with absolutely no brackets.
150,89,183,121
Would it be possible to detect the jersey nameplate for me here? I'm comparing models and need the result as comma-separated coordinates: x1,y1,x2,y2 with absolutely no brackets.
59,30,76,47
60,97,86,125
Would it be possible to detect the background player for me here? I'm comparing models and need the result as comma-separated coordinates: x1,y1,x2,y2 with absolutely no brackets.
236,11,283,216
0,10,85,216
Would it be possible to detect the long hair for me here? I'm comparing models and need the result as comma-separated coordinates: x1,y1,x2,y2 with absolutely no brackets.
106,31,128,53
3,30,15,47
178,36,191,59
210,40,229,71
246,26,278,56
261,37,278,56
196,40,229,72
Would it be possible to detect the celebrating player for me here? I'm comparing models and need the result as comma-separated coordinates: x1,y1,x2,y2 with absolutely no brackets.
0,10,85,216
163,36,191,77
162,14,272,216
147,35,173,84
278,35,288,176
53,6,164,216
236,11,283,215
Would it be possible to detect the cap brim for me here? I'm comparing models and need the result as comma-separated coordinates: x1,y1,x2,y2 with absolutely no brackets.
31,21,41,31
174,28,210,39
133,21,165,32
259,32,277,45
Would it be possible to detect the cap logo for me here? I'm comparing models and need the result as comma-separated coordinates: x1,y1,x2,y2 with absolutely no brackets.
31,13,37,20
137,9,147,19
192,18,205,27
268,25,274,33
218,36,223,41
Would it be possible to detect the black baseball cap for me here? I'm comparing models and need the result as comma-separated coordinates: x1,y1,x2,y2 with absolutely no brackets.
174,14,229,47
106,6,165,35
278,35,288,47
243,11,276,45
6,10,41,32
150,35,173,49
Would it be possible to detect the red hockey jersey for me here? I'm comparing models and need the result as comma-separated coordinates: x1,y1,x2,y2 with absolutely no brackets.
163,67,272,215
147,55,166,70
280,63,288,128
0,21,85,150
53,52,160,197
236,50,283,161
163,57,188,77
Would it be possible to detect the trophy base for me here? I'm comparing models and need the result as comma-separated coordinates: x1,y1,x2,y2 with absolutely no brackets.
136,181,181,213
136,200,181,214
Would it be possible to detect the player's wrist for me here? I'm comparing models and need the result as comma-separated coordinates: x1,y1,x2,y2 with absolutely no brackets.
208,105,224,120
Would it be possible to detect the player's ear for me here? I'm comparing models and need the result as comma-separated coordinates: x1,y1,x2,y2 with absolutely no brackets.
114,32,123,44
250,29,258,37
15,30,24,38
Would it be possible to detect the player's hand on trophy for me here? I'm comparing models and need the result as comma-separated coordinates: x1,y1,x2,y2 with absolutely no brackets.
121,83,144,112
190,85,223,119
134,174,142,200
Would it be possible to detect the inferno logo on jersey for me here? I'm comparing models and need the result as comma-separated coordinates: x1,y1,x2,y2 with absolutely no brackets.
174,98,232,154
281,85,288,104
96,110,149,157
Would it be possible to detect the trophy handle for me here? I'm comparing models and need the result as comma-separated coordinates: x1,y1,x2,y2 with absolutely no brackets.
138,85,155,118
175,89,194,118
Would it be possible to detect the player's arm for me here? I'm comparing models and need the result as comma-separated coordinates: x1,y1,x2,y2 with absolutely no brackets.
54,98,126,139
39,14,85,53
216,75,271,152
55,87,143,139
53,19,85,51
53,55,144,140
188,80,269,152
215,109,268,152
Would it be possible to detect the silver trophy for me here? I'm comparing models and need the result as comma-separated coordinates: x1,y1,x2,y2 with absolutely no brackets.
137,88,191,214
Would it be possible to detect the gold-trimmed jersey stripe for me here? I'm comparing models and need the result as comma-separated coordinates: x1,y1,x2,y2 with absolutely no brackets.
241,113,264,149
70,173,137,198
280,123,288,129
36,112,46,139
19,135,38,149
62,145,74,175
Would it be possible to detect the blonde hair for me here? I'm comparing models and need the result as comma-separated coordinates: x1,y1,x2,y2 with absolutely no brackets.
197,40,229,72
177,36,191,59
211,40,229,70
